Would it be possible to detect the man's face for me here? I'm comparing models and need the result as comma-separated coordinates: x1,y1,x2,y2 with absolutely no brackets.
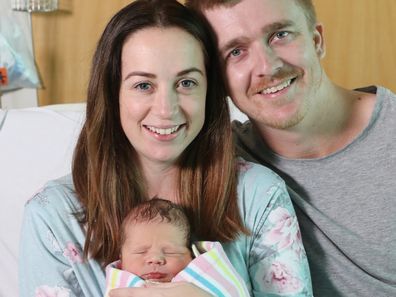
204,0,325,130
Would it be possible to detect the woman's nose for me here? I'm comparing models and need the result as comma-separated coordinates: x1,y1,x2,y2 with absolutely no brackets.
153,87,179,118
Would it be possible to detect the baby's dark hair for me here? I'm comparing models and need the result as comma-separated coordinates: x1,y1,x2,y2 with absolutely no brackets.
120,198,191,248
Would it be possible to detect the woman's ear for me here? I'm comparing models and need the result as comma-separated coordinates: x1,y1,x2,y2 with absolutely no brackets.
313,23,326,59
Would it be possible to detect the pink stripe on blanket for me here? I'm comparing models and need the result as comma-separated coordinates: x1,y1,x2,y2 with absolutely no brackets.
173,242,244,296
119,270,132,287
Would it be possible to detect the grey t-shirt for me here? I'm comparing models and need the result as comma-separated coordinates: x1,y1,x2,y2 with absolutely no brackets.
233,86,396,297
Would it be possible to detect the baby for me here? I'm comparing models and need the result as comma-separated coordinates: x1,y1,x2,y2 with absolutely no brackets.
119,198,192,282
105,198,250,296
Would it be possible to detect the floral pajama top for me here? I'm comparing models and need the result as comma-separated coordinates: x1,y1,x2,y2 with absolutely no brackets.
19,159,312,296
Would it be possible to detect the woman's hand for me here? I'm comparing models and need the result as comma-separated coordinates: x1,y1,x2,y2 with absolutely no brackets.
108,281,213,297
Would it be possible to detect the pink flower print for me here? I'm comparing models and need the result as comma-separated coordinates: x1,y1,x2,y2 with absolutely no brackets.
35,285,70,297
63,242,83,263
237,159,253,172
264,207,304,257
264,261,302,294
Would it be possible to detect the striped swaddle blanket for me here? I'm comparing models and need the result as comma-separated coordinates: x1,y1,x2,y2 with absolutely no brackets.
105,241,250,296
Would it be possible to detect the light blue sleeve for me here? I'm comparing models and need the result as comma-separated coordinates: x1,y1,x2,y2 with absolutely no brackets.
19,179,105,297
230,160,313,297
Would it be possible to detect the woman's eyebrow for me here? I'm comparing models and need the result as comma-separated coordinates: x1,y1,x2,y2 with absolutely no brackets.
123,68,204,81
123,71,156,81
177,67,204,77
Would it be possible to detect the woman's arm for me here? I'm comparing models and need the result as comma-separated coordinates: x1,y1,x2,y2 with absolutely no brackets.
19,191,80,296
234,160,312,296
245,167,312,296
19,183,105,297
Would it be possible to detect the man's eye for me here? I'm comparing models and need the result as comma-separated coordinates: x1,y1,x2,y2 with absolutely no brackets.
274,31,289,40
230,48,242,57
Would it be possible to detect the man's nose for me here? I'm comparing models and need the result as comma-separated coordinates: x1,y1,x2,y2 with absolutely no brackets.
251,42,283,77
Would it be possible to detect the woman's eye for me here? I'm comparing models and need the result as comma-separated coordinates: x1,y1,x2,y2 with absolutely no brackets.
178,79,197,89
134,82,152,91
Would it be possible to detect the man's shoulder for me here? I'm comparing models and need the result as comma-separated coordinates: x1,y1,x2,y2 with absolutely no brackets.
377,85,396,100
355,85,396,100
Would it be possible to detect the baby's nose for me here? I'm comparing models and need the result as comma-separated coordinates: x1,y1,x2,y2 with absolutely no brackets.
146,253,166,265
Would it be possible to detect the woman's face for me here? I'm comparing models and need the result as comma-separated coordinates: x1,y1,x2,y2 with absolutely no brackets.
119,26,207,169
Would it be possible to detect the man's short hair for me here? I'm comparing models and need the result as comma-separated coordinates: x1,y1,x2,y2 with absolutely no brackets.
185,0,317,29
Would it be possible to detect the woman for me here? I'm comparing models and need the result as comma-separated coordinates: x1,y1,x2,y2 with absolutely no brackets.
19,1,312,296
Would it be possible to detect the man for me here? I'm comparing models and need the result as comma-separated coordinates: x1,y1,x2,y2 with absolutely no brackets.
186,0,396,296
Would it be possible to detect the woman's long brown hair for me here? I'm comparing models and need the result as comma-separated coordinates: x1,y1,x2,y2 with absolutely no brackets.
72,0,248,266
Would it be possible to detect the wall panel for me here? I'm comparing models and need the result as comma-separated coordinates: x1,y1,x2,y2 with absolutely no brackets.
314,0,396,91
32,0,132,105
31,0,396,105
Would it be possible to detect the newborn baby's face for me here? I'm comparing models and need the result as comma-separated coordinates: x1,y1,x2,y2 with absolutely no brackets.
121,221,192,282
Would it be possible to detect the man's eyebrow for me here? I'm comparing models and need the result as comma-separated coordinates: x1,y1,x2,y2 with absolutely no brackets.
220,20,296,55
262,20,295,34
220,37,249,56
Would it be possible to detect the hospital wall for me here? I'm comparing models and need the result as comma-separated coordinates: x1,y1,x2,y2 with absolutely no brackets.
30,0,396,105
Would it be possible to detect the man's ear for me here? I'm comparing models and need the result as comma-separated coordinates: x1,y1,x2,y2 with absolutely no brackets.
313,23,326,59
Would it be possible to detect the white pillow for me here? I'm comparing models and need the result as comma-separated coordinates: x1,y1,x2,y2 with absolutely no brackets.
0,104,85,297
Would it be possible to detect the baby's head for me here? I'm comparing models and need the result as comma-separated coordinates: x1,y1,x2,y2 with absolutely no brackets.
120,198,193,282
